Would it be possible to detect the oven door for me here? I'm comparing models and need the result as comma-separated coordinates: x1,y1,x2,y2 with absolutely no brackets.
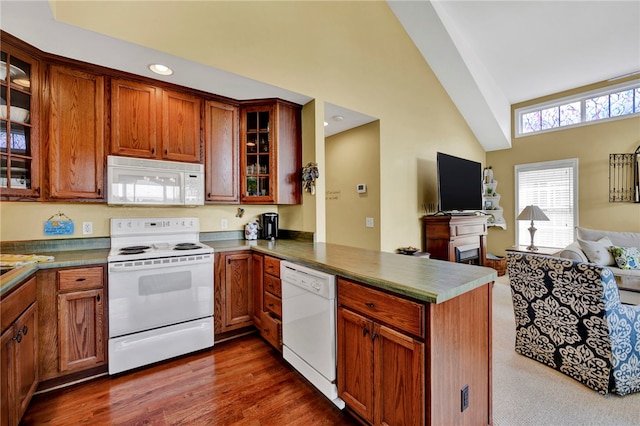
108,254,213,338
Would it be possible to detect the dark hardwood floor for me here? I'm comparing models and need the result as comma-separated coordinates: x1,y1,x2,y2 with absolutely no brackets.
22,334,358,425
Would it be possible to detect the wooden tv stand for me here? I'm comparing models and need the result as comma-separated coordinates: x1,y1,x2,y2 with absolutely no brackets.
422,215,488,265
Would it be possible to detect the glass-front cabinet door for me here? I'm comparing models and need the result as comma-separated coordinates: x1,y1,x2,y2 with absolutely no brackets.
0,41,39,198
241,105,275,203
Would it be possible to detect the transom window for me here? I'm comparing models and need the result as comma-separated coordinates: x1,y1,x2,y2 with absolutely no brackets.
515,80,640,137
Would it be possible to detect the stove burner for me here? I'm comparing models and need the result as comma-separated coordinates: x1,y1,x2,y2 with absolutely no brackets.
118,245,151,255
174,243,202,251
118,249,146,255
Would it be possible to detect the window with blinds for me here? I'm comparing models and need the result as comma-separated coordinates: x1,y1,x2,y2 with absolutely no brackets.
515,159,578,248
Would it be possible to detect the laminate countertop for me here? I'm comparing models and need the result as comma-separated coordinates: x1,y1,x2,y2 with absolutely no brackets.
0,239,496,304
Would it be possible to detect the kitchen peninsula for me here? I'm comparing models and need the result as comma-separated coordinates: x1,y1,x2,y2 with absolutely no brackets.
1,238,495,426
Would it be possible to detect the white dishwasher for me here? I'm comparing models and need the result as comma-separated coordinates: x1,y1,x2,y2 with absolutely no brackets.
281,261,345,409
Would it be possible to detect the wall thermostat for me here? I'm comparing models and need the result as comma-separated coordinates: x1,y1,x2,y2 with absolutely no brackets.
356,184,367,194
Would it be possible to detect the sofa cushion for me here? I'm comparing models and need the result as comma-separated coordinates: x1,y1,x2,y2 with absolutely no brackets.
578,237,615,266
610,246,640,270
558,241,589,262
577,227,640,248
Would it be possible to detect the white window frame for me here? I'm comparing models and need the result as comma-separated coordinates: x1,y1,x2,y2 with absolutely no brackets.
515,158,579,249
515,79,640,137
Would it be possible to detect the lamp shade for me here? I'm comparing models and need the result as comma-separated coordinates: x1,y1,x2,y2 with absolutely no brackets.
517,205,550,222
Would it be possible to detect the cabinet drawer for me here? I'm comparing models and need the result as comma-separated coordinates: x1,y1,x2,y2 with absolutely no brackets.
338,278,425,338
0,276,36,332
264,256,281,278
260,311,282,350
263,290,282,318
58,267,103,292
264,274,281,297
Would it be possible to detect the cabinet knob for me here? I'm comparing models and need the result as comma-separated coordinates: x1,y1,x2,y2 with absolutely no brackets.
165,149,168,155
12,331,22,343
371,332,378,341
365,302,375,308
76,278,86,282
97,188,102,196
96,294,101,302
362,327,369,337
22,325,28,335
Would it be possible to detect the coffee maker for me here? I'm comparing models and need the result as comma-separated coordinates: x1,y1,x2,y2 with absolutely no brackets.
260,213,279,240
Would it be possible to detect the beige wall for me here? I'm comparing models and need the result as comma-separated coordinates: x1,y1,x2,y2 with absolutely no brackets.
326,122,381,250
487,98,640,256
19,0,483,252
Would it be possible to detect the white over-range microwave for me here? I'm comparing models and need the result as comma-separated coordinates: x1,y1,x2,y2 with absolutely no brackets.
107,155,204,206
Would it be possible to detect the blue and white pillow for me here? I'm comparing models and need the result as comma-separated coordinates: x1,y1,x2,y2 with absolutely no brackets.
609,246,640,270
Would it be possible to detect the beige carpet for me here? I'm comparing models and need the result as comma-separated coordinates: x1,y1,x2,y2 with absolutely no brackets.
493,275,640,425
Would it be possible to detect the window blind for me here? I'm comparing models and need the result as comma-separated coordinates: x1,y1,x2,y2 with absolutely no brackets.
515,159,578,248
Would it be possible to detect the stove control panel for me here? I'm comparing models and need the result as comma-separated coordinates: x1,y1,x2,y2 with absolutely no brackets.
111,217,199,236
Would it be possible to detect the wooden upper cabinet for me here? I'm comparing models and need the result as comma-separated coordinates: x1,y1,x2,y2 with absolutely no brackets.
162,89,202,163
110,79,160,159
240,99,301,205
47,64,104,200
204,99,239,203
0,35,41,199
111,79,202,163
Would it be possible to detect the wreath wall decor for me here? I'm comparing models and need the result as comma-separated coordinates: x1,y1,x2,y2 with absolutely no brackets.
302,162,319,195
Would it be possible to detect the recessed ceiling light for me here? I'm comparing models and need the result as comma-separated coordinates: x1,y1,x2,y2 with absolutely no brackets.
149,63,173,76
332,115,344,121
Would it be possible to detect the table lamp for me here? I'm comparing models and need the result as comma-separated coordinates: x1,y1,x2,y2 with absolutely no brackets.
516,205,550,251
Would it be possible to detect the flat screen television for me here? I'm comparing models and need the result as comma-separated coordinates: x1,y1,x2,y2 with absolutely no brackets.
436,152,482,213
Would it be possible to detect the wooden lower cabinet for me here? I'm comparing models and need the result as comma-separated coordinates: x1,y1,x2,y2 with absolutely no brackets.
1,277,38,426
252,254,282,351
57,288,104,372
36,266,107,388
337,277,492,426
337,279,425,426
214,251,253,336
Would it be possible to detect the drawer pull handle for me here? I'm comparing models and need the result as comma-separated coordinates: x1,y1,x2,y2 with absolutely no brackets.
22,325,28,335
371,332,378,341
13,331,22,343
365,302,375,308
97,294,101,302
268,303,274,307
76,278,86,282
363,327,369,337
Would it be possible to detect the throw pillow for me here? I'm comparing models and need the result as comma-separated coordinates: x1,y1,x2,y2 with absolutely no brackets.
609,246,640,270
578,237,615,266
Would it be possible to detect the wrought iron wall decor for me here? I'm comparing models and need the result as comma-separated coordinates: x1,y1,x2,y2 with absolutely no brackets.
609,145,640,203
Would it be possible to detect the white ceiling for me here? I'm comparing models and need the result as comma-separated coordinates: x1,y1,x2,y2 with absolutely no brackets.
390,0,640,150
2,1,638,148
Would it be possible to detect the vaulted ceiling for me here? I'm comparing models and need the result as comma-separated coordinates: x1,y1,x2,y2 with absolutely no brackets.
389,0,640,151
2,1,638,150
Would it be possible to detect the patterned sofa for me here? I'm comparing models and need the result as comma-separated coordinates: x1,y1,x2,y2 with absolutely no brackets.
507,252,640,395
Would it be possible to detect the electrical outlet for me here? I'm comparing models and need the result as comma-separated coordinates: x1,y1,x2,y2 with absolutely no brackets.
365,217,374,228
82,222,93,235
461,385,469,412
221,219,228,230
